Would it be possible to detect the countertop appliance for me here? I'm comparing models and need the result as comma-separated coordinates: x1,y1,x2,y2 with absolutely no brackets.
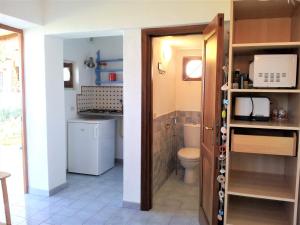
234,97,270,121
249,54,297,88
68,118,116,175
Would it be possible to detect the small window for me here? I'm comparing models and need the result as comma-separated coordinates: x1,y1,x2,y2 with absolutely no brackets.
182,56,202,81
64,62,73,88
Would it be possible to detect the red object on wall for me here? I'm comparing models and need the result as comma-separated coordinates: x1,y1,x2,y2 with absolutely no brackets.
109,72,117,81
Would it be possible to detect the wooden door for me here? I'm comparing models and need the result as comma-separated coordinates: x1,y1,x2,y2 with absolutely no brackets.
200,14,224,225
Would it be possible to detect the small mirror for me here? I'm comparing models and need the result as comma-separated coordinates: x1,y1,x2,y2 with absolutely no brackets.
182,56,202,81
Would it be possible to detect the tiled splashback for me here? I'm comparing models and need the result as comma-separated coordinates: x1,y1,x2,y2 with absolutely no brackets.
77,86,123,111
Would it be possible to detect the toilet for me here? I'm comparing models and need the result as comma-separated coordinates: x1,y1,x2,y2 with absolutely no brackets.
177,123,200,184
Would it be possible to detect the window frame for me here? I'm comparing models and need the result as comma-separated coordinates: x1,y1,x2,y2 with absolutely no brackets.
182,56,202,81
64,62,73,88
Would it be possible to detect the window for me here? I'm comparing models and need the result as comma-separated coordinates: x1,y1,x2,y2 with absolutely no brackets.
182,56,202,81
64,62,73,88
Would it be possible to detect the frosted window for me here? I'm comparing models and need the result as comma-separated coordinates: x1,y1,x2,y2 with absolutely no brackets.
185,59,202,79
64,68,71,81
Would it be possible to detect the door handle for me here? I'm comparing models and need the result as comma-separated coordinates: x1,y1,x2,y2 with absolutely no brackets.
205,126,213,130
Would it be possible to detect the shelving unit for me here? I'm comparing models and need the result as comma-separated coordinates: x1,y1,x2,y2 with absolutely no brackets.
232,42,300,54
229,119,300,131
228,170,295,202
230,89,300,93
225,1,300,224
98,58,123,86
99,68,123,73
100,58,123,63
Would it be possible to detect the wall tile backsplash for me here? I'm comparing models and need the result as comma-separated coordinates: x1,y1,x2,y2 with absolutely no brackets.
152,111,201,193
77,86,123,111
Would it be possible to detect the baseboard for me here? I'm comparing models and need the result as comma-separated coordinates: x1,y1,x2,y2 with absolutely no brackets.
122,201,140,210
28,187,49,196
49,182,68,196
29,182,67,197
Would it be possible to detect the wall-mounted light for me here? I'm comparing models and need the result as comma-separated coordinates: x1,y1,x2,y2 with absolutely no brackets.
158,62,166,74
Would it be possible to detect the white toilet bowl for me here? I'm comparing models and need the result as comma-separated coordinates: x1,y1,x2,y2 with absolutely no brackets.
178,147,200,184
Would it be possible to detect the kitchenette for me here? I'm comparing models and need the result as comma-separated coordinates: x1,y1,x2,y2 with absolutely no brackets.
63,35,124,177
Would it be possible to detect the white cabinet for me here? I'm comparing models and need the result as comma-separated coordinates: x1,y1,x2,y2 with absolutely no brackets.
67,118,116,175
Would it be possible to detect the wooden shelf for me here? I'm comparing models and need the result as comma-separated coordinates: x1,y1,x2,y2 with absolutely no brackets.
100,58,123,63
228,170,295,202
230,89,300,94
227,196,292,225
230,119,300,131
99,81,123,86
100,68,123,72
232,42,300,54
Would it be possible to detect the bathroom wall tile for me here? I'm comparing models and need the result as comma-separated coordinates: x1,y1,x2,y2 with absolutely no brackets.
152,111,176,193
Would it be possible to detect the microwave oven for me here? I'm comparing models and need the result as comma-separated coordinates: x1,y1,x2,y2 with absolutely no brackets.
249,54,298,88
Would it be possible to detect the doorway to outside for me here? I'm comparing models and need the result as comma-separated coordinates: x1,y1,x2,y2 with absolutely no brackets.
0,24,28,201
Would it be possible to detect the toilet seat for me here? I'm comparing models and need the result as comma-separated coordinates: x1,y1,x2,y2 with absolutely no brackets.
178,148,200,160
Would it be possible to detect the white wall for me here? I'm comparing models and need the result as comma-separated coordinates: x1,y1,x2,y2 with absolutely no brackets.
44,36,66,190
123,29,141,204
153,37,202,116
63,38,94,123
92,36,123,61
175,49,202,112
24,29,66,194
152,37,176,118
24,28,49,192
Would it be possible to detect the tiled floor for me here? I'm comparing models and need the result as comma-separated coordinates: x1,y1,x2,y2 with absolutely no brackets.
0,165,201,225
152,172,200,225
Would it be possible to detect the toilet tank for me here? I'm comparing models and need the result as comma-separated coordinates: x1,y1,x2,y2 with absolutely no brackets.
184,123,201,148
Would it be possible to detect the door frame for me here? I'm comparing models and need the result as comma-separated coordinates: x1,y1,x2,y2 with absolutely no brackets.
0,23,28,193
141,24,207,211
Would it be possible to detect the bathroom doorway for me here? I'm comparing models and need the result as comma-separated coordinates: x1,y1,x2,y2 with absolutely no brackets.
151,34,203,224
141,14,225,225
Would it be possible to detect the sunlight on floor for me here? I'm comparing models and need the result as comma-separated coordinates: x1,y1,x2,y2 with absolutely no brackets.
0,147,24,199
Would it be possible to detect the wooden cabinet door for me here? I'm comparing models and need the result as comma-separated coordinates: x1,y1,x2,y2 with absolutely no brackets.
200,14,224,225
